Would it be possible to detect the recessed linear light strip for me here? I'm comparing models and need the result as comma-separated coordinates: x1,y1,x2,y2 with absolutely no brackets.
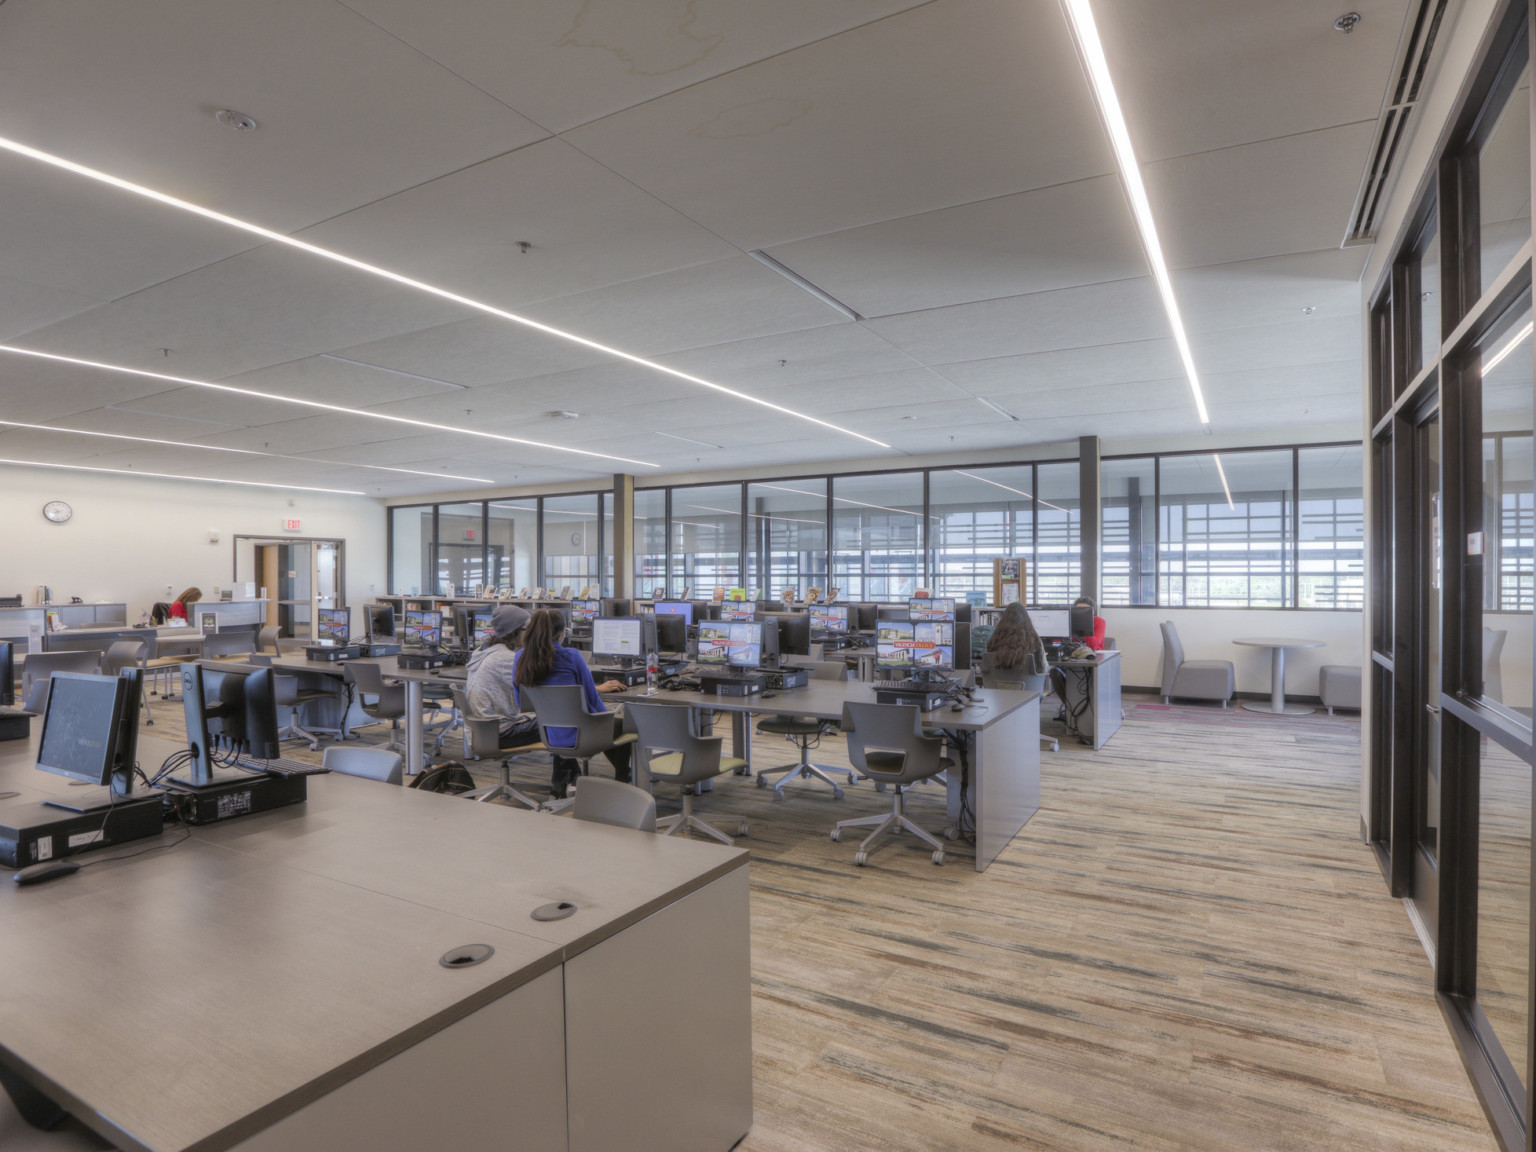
757,482,938,521
0,344,656,469
1060,0,1210,426
0,134,889,451
0,456,363,494
1212,454,1235,510
683,503,824,526
1484,320,1534,373
0,419,493,484
953,470,1067,513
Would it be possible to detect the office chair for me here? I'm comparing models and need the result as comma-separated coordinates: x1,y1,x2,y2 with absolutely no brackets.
19,651,101,713
572,777,657,832
201,631,257,659
142,634,198,699
102,638,154,726
322,745,403,785
450,684,547,811
1158,621,1234,706
754,661,857,800
344,662,407,754
978,653,1057,752
832,702,954,866
625,699,747,845
257,625,281,655
520,684,638,813
266,660,346,750
1484,627,1508,704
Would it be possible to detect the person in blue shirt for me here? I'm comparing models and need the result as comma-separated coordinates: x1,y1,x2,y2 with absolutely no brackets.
512,608,631,798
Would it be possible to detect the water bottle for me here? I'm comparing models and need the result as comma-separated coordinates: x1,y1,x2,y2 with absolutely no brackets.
645,649,659,696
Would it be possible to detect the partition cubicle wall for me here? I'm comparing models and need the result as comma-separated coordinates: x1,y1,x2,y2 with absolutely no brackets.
0,604,127,643
1361,1,1535,1144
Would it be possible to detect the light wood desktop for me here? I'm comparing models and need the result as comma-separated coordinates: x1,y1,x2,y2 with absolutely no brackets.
0,733,752,1152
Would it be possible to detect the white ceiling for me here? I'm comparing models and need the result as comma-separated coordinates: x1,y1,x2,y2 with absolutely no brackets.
0,0,1408,498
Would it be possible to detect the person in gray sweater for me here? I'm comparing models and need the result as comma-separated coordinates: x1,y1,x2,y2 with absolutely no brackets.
465,604,538,745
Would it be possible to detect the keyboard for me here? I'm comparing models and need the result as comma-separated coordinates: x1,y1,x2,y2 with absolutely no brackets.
234,756,331,777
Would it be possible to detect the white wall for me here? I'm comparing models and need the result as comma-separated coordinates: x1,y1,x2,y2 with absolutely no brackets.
1102,607,1364,698
0,465,386,620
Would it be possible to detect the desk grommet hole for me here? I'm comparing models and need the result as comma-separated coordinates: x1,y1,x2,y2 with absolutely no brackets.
531,901,577,922
439,943,494,969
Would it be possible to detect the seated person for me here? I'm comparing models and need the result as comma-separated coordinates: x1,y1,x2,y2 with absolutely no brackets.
513,609,631,799
466,604,538,746
167,586,202,624
982,603,1062,704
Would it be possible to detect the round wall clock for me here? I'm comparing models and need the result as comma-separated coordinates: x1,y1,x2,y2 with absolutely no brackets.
42,500,73,524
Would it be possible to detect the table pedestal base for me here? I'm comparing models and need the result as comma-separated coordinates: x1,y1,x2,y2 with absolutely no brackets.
1241,700,1316,716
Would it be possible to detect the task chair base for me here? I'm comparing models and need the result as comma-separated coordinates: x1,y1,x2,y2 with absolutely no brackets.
831,789,947,865
465,781,544,811
755,759,851,800
656,793,746,845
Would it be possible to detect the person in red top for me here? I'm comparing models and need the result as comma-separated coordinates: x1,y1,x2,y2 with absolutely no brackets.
167,587,202,622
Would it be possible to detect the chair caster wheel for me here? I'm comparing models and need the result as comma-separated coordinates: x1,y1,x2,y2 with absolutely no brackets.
945,827,959,841
846,773,857,785
830,828,842,842
756,776,767,788
771,791,784,802
832,787,845,800
854,851,867,866
931,851,945,865
738,822,749,836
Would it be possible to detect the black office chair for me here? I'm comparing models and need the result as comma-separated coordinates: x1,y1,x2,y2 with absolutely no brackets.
754,661,856,800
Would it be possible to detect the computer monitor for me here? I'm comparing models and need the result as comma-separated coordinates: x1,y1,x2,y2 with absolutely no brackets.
602,597,632,617
367,603,396,642
854,603,879,631
1029,608,1072,639
471,612,495,645
810,605,849,633
571,599,601,624
0,639,13,707
908,597,956,622
591,616,657,662
654,612,688,655
876,621,956,671
1070,598,1096,637
769,612,811,658
316,606,350,645
37,670,143,811
720,601,756,621
653,601,694,625
402,609,442,649
179,664,280,786
697,621,774,668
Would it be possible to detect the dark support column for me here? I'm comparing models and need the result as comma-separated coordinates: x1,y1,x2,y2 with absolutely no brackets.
1079,435,1101,604
612,474,634,598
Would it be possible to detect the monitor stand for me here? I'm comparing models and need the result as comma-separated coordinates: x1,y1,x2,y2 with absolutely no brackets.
167,765,263,792
44,770,151,813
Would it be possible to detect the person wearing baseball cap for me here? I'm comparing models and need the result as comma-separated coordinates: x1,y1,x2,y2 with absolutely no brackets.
465,604,538,749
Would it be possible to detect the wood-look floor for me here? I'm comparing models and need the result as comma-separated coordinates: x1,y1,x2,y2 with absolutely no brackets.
141,691,1500,1151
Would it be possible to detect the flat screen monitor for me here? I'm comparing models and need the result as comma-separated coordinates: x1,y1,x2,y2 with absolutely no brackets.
876,621,956,670
0,639,13,707
471,612,495,644
367,604,396,641
317,607,350,645
854,603,879,631
720,602,755,621
180,664,280,784
810,605,849,633
908,597,956,622
653,601,693,625
697,621,768,668
37,672,130,785
770,612,811,657
572,599,601,623
602,597,632,617
402,609,442,649
592,616,656,660
1029,608,1072,639
654,612,687,654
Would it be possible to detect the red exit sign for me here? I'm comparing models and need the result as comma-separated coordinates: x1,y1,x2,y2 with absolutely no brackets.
283,518,301,532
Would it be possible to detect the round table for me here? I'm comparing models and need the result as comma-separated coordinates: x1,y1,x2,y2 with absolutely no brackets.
1232,637,1326,715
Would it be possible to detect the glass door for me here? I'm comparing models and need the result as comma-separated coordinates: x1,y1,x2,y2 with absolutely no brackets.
1411,407,1443,946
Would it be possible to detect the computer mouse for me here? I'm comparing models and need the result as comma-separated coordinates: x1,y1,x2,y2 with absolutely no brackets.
13,859,81,886
949,703,964,712
761,691,777,699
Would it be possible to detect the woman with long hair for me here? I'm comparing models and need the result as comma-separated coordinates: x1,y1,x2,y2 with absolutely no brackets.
983,602,1049,680
513,609,631,798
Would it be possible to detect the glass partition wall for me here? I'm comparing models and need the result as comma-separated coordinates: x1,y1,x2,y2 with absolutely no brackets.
1363,3,1534,1146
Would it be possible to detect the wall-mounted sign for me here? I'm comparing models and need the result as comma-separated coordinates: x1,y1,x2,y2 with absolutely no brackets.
283,519,301,532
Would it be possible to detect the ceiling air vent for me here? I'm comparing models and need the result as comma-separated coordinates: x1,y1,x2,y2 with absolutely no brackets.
1343,0,1455,245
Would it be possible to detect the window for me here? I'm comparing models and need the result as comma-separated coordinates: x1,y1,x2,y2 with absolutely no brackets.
633,489,667,598
1034,463,1080,604
542,494,601,596
1298,445,1364,610
390,506,432,596
928,467,1033,600
831,472,924,601
487,501,537,593
671,484,742,595
435,502,485,595
1159,450,1292,608
1101,457,1155,606
1479,61,1532,294
1483,301,1535,612
747,480,826,600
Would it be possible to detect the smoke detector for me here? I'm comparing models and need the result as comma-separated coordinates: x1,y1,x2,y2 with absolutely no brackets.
215,109,259,132
1333,12,1361,32
548,410,581,420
